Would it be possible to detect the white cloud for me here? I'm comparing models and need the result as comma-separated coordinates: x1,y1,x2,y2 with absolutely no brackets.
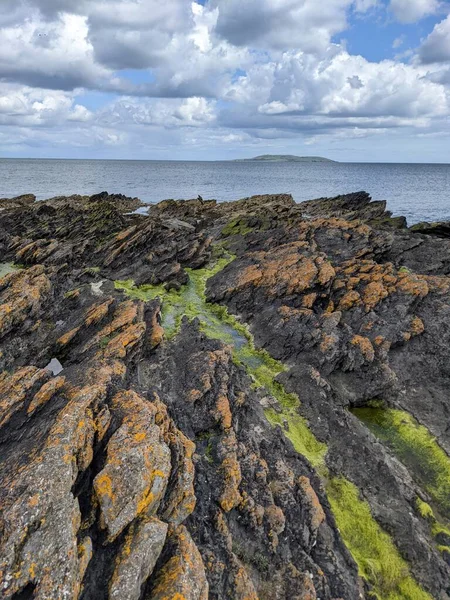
419,14,450,63
0,82,93,126
99,96,217,129
389,0,439,24
0,0,449,158
0,12,113,90
209,0,352,54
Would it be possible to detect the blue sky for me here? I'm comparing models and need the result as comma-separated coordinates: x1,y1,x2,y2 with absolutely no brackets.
1,0,450,161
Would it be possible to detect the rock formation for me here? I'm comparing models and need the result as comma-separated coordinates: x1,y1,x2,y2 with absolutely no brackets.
0,190,449,600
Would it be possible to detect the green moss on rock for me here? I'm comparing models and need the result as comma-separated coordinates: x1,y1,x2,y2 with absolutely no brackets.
0,263,20,278
327,478,432,600
353,407,450,519
115,253,431,600
221,217,253,237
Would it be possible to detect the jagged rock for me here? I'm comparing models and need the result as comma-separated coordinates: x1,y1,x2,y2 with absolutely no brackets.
145,525,209,600
0,193,36,209
0,190,449,600
109,516,168,600
410,220,450,238
94,390,171,541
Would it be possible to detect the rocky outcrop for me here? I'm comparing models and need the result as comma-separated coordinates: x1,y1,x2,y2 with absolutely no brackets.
0,190,449,600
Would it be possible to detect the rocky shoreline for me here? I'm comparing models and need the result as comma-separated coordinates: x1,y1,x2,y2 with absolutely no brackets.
0,190,449,600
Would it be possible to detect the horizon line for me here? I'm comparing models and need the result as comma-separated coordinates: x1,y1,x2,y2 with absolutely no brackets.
1,157,450,165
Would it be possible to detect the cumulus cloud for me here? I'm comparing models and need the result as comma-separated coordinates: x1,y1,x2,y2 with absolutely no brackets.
0,82,92,126
419,14,450,63
0,0,449,157
99,97,217,129
209,0,352,53
0,12,114,91
389,0,439,24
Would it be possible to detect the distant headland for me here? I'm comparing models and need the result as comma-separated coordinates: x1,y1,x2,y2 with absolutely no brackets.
232,154,337,163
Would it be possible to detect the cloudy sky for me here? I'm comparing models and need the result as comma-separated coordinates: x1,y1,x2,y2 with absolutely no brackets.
1,0,450,161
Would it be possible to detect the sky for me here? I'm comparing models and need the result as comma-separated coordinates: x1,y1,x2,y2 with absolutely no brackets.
1,0,450,161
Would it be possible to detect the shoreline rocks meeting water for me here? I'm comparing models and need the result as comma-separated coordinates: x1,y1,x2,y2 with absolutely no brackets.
1,190,450,600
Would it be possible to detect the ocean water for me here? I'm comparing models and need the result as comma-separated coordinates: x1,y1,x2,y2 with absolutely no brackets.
1,158,450,225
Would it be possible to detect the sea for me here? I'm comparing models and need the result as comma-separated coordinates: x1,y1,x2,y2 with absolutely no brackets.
1,158,450,225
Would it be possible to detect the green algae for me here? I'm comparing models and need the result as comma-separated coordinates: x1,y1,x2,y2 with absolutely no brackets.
415,498,450,557
328,479,432,600
353,407,450,520
115,255,325,467
265,409,327,469
0,263,20,278
221,217,253,237
115,254,432,600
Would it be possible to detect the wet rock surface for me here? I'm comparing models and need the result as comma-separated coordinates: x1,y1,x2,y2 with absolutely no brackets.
0,190,449,599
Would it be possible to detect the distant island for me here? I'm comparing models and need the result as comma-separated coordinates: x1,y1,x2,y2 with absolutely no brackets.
233,154,337,163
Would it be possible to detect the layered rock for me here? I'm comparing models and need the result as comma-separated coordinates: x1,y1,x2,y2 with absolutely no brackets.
0,190,449,600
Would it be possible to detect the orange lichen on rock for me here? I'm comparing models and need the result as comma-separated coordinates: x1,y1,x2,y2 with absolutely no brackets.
410,315,425,336
99,322,146,359
351,335,375,362
94,390,171,541
396,272,429,297
0,382,106,598
57,326,81,348
264,504,286,549
297,476,325,535
320,333,338,354
109,516,168,600
27,375,66,415
302,293,317,309
218,432,242,513
362,281,388,312
234,242,322,297
149,306,164,348
0,265,52,339
0,366,50,428
84,298,114,327
82,299,142,354
215,394,233,430
231,566,259,600
147,525,209,600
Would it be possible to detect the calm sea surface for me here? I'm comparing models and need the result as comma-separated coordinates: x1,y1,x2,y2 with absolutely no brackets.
1,158,450,224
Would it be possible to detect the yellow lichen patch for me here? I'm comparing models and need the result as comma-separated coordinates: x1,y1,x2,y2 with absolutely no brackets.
264,504,286,549
234,242,320,297
0,366,49,428
320,333,337,354
94,390,171,540
351,335,375,362
410,316,425,336
362,281,388,312
77,537,93,584
231,566,259,600
278,305,310,321
82,299,141,354
56,327,80,347
99,322,146,359
396,273,429,298
219,454,242,512
84,298,114,327
302,293,317,309
297,476,325,533
149,307,164,348
95,473,114,500
27,376,66,415
337,290,361,311
215,394,233,430
0,266,51,339
148,525,209,600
